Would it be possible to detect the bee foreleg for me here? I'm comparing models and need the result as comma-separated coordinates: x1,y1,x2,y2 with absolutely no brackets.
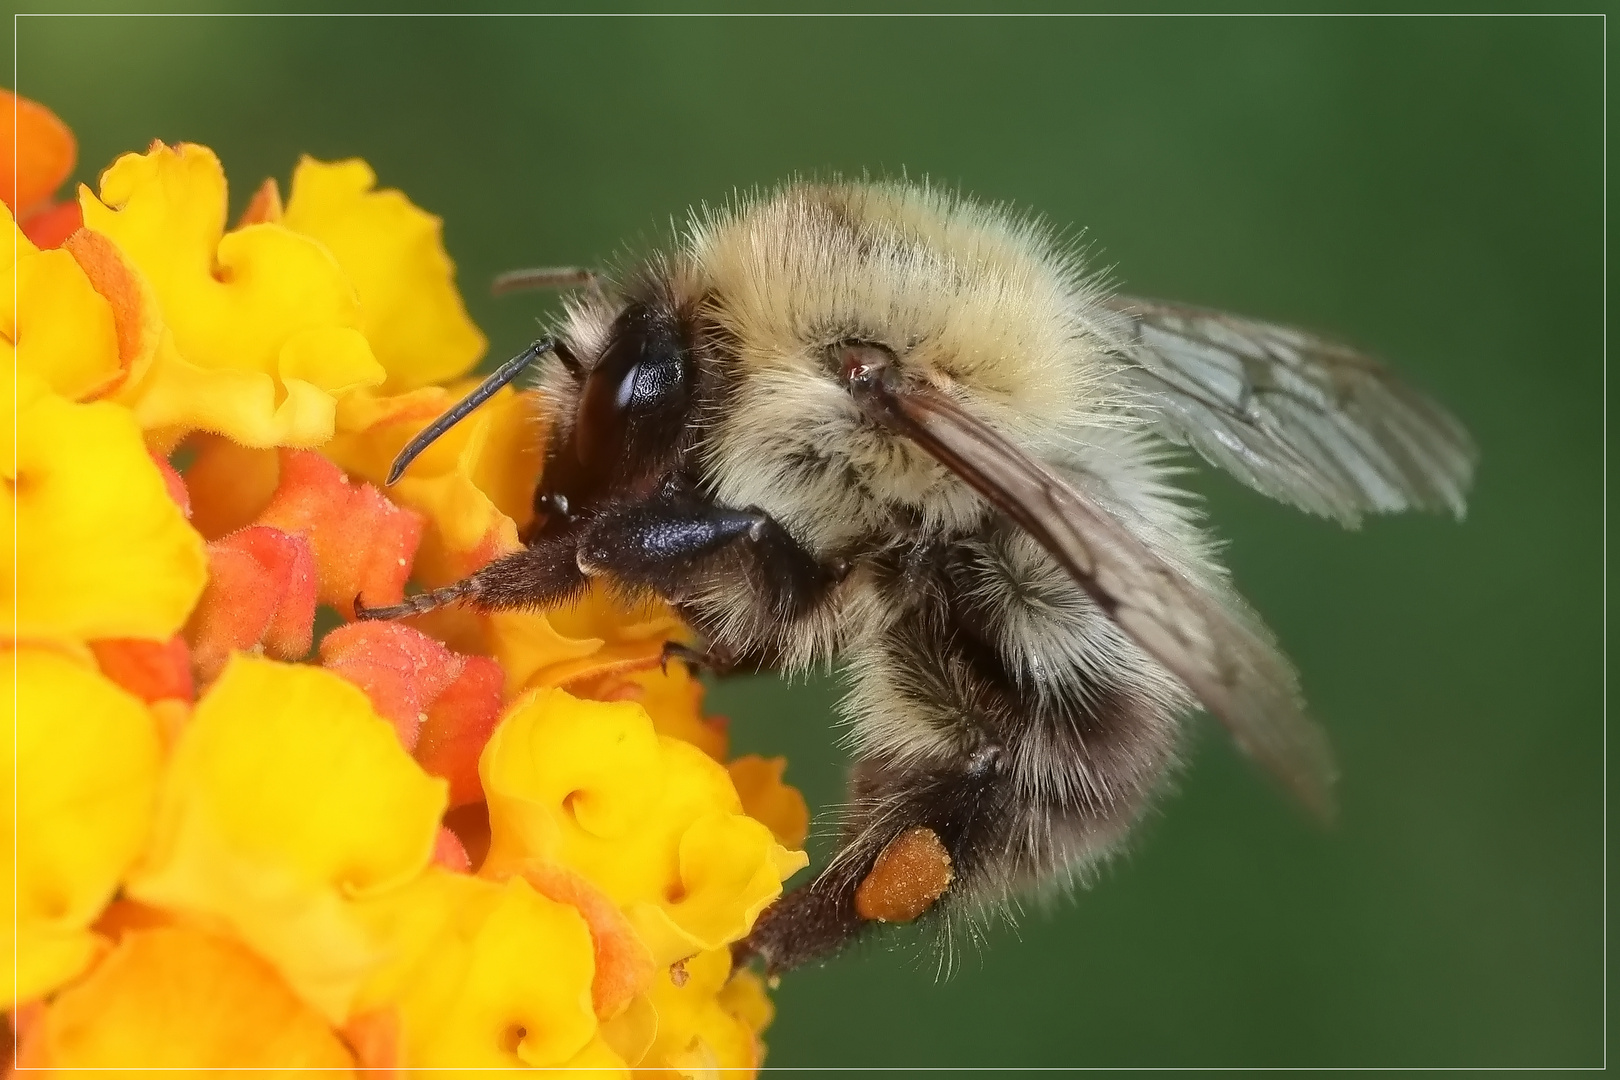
578,486,846,623
357,526,591,619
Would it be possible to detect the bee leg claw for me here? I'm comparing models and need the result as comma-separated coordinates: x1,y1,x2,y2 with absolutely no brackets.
660,640,738,677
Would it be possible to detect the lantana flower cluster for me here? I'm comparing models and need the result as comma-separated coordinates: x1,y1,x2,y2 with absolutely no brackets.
5,90,809,1073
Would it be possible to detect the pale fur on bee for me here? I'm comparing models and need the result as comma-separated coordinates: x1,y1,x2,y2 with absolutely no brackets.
383,175,1471,973
533,183,1221,925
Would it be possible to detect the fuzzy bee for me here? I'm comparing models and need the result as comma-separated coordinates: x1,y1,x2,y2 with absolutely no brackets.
358,180,1475,974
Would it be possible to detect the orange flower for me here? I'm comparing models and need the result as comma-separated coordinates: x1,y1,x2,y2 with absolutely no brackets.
1,89,82,247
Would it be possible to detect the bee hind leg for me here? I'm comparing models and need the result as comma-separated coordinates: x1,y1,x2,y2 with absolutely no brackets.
734,751,1008,975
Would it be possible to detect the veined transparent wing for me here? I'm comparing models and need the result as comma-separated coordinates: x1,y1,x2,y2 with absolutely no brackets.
1105,296,1477,527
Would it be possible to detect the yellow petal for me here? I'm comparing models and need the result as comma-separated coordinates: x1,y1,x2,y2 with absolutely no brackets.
1,207,123,399
482,690,806,966
116,330,368,448
327,382,537,589
637,948,765,1077
79,142,361,378
284,157,486,391
127,655,447,1021
354,868,606,1069
2,647,161,1005
33,925,355,1071
5,383,207,641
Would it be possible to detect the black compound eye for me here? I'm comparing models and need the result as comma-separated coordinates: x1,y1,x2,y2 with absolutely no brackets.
571,304,693,486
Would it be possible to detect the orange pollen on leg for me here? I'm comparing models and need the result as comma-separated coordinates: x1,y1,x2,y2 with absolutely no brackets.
854,826,955,924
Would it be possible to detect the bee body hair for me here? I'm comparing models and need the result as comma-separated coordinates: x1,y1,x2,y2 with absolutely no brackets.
370,176,1474,974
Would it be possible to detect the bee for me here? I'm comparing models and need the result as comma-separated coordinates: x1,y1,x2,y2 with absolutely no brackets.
358,180,1475,974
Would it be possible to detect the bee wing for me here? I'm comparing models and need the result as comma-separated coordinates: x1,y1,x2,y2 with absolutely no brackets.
868,380,1336,819
1105,296,1476,527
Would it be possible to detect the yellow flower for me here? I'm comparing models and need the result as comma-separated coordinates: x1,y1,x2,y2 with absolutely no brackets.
283,156,487,392
10,96,807,1075
2,205,122,401
352,868,612,1071
79,142,388,448
3,648,162,1004
3,369,208,643
637,948,773,1075
481,688,807,966
126,655,447,1021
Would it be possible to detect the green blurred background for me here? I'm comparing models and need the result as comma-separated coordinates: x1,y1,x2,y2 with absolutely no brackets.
13,13,1603,1068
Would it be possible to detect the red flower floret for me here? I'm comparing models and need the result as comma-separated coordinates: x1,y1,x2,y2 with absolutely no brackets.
256,449,423,620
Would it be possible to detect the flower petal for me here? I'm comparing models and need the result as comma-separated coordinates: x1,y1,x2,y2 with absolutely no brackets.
19,199,83,249
2,214,123,400
352,868,605,1069
63,225,165,396
728,755,810,850
79,141,362,380
320,621,464,751
126,655,447,1021
481,689,806,966
89,635,194,704
183,432,281,539
1,90,75,218
114,331,361,448
414,653,505,807
283,157,486,391
503,861,657,1021
2,648,161,1005
257,449,424,618
637,948,766,1076
32,926,355,1070
5,384,208,642
185,525,318,682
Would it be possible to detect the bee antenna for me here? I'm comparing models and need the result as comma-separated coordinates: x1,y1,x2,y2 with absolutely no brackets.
385,339,554,485
491,266,599,296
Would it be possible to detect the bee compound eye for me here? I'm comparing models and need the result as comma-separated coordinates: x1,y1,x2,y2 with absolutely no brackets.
834,340,896,386
571,305,692,484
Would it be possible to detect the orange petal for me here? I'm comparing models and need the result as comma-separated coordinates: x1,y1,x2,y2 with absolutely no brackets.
238,176,284,227
508,861,657,1021
319,621,464,752
89,635,194,704
183,432,280,539
185,525,317,682
431,827,471,873
64,226,165,398
32,926,355,1071
20,200,82,249
414,654,504,807
1,90,75,218
727,756,811,851
342,1007,403,1075
149,449,190,516
257,448,423,618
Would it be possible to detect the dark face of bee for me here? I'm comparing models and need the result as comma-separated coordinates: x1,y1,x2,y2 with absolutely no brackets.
530,303,695,534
